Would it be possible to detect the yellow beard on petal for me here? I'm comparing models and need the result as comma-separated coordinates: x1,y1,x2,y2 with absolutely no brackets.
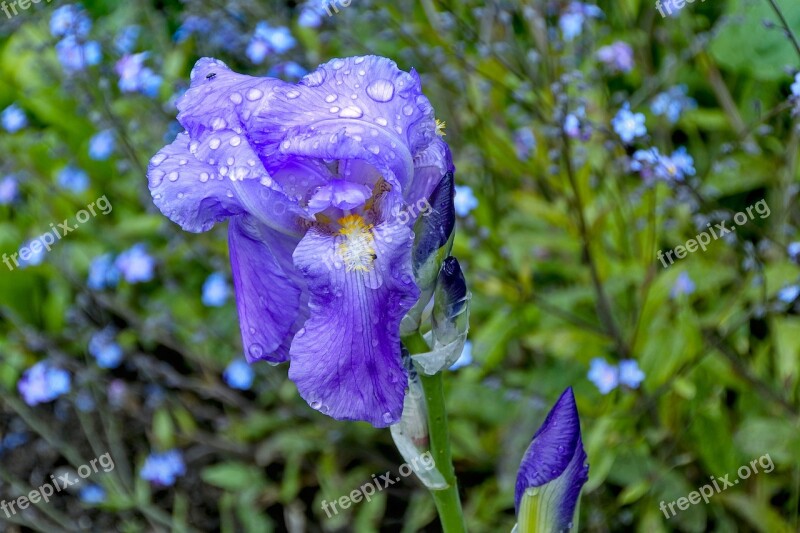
337,214,376,272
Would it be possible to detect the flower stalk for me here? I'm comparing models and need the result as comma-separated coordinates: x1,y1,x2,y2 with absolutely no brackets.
402,331,466,533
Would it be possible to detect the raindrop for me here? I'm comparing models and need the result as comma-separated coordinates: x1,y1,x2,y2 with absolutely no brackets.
402,104,414,116
303,69,326,87
286,90,300,99
339,106,363,119
227,157,234,165
189,142,199,154
249,327,256,334
150,153,166,166
332,59,345,70
247,88,264,101
230,136,242,147
229,93,242,104
325,94,337,103
177,192,184,199
249,343,264,357
150,171,164,186
366,79,395,102
212,117,227,130
199,172,210,183
209,138,221,150
168,171,179,182
225,189,233,197
367,145,380,154
382,412,394,424
311,400,322,409
354,57,366,64
329,106,340,113
375,117,388,126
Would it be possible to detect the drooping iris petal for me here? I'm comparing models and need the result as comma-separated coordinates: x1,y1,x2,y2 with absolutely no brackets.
288,216,420,427
229,216,302,363
515,387,589,532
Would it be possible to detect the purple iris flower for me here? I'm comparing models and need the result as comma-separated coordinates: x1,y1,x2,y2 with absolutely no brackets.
515,387,589,530
147,56,453,427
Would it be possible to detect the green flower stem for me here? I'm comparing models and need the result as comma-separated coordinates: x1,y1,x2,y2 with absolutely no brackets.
402,331,467,533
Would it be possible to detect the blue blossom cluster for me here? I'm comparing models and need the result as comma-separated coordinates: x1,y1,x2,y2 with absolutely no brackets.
115,53,162,98
50,5,101,73
1,104,27,133
587,357,645,394
17,362,71,406
140,450,186,487
87,245,155,288
88,328,124,369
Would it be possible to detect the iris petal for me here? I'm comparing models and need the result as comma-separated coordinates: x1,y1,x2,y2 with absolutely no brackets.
288,218,420,427
229,216,302,362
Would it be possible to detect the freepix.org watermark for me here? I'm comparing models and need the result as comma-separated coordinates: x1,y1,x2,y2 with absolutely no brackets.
1,452,114,518
659,453,774,519
2,195,112,271
655,0,707,18
1,0,53,19
657,199,770,268
321,451,436,518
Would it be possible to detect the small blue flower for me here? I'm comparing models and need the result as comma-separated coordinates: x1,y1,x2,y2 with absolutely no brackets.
0,175,19,205
55,37,101,73
299,5,323,28
87,253,120,290
89,328,124,369
778,285,800,303
618,359,645,388
513,127,536,161
115,53,162,97
587,357,618,394
559,2,602,41
19,238,47,268
57,165,89,193
268,61,308,79
89,130,115,160
18,362,71,406
247,22,296,63
596,41,634,73
141,450,186,486
563,106,591,141
50,5,91,38
2,104,27,133
79,484,106,504
791,73,800,98
656,147,695,181
449,340,473,370
612,103,646,144
115,25,140,54
454,185,478,217
223,359,255,390
651,85,697,124
115,244,155,283
670,271,696,298
788,242,800,261
202,272,231,307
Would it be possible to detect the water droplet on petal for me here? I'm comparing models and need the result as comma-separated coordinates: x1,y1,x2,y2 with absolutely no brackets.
329,106,340,113
382,412,395,424
367,145,380,154
332,59,345,70
366,79,395,102
209,138,221,150
249,344,264,357
168,171,179,182
402,104,414,116
249,327,256,334
375,117,388,126
247,88,264,101
311,400,322,409
151,153,166,166
212,117,227,130
230,136,241,147
325,94,337,103
303,69,326,87
339,106,363,118
200,172,209,182
286,90,300,99
354,56,365,64
230,93,242,104
189,142,199,154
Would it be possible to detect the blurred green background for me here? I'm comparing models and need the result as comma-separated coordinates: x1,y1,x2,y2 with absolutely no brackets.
1,0,800,531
